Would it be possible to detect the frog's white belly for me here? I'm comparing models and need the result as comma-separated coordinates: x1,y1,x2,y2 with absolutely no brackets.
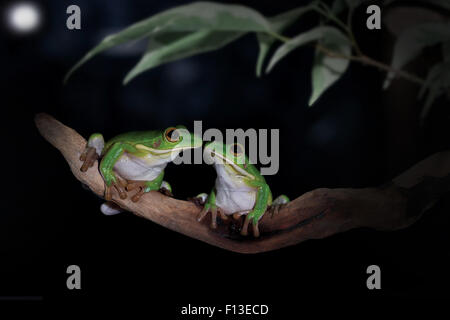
214,165,256,215
113,153,167,181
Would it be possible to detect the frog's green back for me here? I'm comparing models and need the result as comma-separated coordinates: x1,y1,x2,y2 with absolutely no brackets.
103,130,162,152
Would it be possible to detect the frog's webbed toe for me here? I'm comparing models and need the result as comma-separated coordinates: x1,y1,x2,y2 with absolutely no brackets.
240,215,260,237
267,204,282,217
126,180,148,202
80,133,104,172
159,181,173,197
197,206,217,228
80,147,99,172
105,176,128,201
188,193,208,207
267,195,290,217
159,188,173,197
197,206,228,229
188,197,205,207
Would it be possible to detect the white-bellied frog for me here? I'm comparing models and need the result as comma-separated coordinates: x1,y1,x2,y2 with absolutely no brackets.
80,126,202,215
194,141,289,237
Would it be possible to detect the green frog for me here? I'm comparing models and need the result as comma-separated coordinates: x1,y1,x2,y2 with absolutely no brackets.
80,126,203,215
195,141,289,237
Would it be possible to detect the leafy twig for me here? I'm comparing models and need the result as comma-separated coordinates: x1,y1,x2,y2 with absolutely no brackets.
304,1,425,85
312,4,349,34
268,0,426,86
314,43,425,85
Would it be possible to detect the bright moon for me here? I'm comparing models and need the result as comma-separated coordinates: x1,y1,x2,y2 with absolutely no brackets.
7,2,41,33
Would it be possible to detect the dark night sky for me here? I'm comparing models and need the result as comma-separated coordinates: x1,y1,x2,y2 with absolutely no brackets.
1,0,449,306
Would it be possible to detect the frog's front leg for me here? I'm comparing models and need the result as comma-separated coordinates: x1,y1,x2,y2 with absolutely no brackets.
100,142,137,200
80,133,104,172
241,183,271,237
197,189,228,229
125,170,165,202
98,179,170,215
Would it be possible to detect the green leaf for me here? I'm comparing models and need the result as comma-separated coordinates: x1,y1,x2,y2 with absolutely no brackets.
265,26,350,73
65,1,274,82
255,4,316,77
309,33,351,106
384,22,450,89
256,33,273,77
124,30,242,84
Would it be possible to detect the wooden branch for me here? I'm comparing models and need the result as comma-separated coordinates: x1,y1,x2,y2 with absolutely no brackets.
35,113,413,253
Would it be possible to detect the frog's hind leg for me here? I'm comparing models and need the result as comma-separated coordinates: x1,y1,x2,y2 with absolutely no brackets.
196,189,228,229
241,184,271,237
268,195,290,217
159,181,173,197
126,181,152,202
188,193,208,206
232,210,250,220
80,133,104,172
100,201,123,215
272,195,290,205
125,170,165,202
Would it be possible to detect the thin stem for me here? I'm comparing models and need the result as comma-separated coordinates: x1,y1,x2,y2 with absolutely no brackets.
346,5,354,29
268,31,291,43
356,55,425,85
312,5,349,34
315,44,425,85
269,34,425,85
267,2,425,86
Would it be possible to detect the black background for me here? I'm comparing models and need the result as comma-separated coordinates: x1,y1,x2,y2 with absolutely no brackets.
1,0,449,309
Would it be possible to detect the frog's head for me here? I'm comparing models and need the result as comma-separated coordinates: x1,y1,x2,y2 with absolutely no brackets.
137,125,202,160
203,141,255,180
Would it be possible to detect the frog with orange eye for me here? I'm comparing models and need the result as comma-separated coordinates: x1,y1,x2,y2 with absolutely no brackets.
194,141,289,237
79,126,203,215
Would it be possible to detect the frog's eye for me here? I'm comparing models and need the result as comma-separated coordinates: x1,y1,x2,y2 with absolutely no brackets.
230,143,243,156
165,127,180,143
